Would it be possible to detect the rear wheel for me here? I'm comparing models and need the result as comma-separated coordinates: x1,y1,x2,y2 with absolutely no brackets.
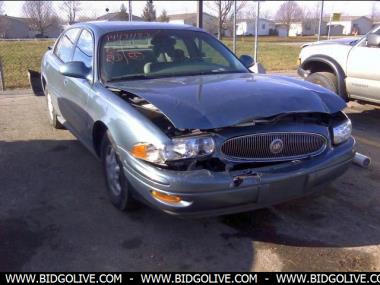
45,87,64,129
101,131,138,211
306,72,338,94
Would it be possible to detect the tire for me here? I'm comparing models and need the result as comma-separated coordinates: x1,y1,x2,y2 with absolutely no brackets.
306,72,338,94
101,131,138,211
44,86,64,129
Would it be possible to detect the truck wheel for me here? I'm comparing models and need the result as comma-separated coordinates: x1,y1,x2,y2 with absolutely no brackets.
45,87,64,129
306,72,338,94
101,131,138,211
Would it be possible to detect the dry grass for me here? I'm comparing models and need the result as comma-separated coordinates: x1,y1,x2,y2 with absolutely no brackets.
0,40,54,89
0,37,305,89
222,38,301,71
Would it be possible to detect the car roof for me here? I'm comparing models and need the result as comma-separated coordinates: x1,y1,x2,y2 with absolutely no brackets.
70,21,204,37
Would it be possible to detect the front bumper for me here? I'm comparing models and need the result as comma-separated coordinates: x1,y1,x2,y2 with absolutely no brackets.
118,137,355,217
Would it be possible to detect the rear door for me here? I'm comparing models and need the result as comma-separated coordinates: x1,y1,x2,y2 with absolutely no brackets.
346,27,380,103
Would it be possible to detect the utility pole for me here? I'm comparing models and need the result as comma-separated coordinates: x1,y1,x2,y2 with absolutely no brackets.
317,0,324,41
218,0,222,40
233,0,236,53
327,14,332,40
128,0,132,21
254,1,260,61
197,0,203,28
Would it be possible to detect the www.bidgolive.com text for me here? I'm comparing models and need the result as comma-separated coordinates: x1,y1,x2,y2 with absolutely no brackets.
4,273,380,284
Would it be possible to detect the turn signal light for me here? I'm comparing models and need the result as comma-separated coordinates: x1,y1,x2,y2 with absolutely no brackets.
130,143,149,159
151,191,182,204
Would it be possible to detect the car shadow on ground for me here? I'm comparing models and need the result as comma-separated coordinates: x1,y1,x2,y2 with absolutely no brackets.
0,140,254,271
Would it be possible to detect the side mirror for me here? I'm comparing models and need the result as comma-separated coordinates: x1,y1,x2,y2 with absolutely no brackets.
366,33,380,47
239,55,255,68
59,61,90,79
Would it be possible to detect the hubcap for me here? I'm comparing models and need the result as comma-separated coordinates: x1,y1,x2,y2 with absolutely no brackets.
47,92,54,120
105,145,123,196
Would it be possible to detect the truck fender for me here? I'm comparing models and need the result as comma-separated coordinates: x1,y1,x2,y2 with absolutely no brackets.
301,54,347,100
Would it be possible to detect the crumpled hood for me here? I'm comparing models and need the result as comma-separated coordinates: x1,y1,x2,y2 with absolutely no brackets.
110,73,346,130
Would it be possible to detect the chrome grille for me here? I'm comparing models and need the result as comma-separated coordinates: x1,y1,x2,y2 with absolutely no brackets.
221,132,327,162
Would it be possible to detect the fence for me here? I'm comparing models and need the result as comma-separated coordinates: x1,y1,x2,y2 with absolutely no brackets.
0,1,130,89
0,1,318,90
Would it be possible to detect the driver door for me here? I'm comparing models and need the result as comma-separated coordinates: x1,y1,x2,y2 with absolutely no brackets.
62,29,95,145
346,28,380,103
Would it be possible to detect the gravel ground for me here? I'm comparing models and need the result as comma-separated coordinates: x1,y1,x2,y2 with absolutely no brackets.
0,92,379,272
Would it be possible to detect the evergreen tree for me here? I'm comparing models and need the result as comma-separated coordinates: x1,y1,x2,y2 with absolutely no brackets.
120,3,127,14
141,0,156,22
158,9,169,22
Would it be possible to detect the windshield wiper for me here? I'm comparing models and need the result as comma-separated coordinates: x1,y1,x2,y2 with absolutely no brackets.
107,70,246,82
107,74,151,82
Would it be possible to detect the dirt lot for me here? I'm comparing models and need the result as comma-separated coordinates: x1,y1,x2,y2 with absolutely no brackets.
0,91,379,271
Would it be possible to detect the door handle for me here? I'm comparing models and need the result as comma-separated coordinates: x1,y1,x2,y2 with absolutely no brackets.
64,78,69,86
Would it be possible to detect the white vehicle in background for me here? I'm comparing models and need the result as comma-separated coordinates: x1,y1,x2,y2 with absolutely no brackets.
298,26,380,104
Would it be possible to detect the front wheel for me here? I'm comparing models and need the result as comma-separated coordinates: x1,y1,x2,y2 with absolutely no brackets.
306,72,338,94
101,131,138,211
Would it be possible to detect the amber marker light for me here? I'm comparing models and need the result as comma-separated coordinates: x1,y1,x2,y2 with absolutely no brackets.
130,143,149,159
151,191,182,204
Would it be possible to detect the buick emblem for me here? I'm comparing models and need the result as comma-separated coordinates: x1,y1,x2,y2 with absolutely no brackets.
269,139,284,154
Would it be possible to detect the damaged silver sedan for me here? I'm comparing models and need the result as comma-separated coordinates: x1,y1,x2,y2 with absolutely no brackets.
41,22,355,216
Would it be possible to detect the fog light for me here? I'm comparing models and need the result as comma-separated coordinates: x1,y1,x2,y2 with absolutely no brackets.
151,191,182,204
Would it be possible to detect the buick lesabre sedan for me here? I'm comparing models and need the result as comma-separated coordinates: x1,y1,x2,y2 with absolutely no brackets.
41,22,355,216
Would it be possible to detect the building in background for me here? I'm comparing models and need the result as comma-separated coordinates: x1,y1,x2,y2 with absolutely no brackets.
236,18,276,36
288,19,327,37
275,23,289,37
0,15,31,38
326,16,372,35
0,15,63,39
168,12,218,35
97,12,142,21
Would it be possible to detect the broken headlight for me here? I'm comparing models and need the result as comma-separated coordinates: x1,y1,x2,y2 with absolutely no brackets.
333,118,352,145
130,136,215,165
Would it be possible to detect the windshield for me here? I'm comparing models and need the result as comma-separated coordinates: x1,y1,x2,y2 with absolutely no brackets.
100,29,249,82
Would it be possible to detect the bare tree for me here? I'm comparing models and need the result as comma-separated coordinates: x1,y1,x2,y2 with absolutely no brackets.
302,2,324,35
0,1,4,15
275,1,303,26
206,1,246,39
62,1,81,24
370,2,380,22
22,1,54,36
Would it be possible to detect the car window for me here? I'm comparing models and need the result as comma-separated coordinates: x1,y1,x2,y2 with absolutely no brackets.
55,28,81,63
195,38,229,67
100,30,247,82
73,29,93,69
174,37,190,58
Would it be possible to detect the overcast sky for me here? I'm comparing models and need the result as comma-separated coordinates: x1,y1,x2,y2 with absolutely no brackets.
3,1,379,20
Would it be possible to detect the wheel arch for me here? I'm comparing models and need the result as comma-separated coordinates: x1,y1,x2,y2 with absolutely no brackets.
92,120,109,158
301,55,347,100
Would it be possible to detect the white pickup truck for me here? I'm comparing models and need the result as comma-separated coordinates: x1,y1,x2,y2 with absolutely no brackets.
298,25,380,104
